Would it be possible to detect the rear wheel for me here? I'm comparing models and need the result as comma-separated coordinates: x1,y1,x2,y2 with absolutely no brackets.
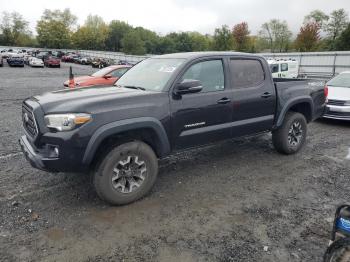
93,141,158,205
272,112,307,154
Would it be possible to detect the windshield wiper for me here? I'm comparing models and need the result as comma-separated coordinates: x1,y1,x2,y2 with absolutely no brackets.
116,85,146,91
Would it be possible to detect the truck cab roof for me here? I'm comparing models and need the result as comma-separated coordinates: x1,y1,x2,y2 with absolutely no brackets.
153,51,264,60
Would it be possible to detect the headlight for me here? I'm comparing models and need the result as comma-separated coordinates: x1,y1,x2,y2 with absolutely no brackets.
44,113,91,131
345,101,350,106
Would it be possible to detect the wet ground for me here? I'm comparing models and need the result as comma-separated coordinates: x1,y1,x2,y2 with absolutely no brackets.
0,60,349,262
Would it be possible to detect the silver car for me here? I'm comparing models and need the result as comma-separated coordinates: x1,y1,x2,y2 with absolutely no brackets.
324,71,350,120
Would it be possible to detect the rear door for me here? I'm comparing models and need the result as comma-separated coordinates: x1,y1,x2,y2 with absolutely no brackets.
229,57,276,137
170,58,233,149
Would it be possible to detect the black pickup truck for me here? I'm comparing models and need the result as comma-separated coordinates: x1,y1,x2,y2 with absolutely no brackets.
19,52,326,205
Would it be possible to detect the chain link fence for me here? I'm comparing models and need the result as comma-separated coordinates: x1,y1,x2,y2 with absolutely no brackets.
2,46,350,79
261,51,350,79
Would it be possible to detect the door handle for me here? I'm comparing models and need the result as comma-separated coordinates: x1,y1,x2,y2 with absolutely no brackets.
261,92,272,98
217,97,231,104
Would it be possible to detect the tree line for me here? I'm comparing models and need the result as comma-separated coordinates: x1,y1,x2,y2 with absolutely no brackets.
0,8,349,55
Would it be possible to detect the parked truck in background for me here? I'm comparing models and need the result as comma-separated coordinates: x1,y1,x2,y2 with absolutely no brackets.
19,52,327,205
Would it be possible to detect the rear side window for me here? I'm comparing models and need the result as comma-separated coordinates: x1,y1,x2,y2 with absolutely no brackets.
281,63,288,72
230,59,265,88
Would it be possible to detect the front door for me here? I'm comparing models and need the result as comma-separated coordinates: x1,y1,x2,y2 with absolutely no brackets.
170,59,233,150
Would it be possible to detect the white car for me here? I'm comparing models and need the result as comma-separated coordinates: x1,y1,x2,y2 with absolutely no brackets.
267,59,299,78
324,71,350,121
29,57,44,68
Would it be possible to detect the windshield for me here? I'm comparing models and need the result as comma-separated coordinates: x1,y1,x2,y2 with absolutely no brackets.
116,58,185,91
327,73,350,88
91,67,113,77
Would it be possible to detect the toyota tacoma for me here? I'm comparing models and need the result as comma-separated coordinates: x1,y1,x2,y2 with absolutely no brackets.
19,52,327,205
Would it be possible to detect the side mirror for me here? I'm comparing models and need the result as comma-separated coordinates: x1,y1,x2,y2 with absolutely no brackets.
175,79,202,95
104,74,112,79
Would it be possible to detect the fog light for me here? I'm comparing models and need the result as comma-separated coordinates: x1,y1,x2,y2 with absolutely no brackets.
47,145,59,158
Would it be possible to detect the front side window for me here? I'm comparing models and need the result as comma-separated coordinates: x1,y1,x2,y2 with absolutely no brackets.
181,60,225,92
230,59,265,88
281,63,288,72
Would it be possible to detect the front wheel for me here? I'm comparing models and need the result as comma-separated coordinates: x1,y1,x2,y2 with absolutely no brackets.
93,141,159,205
272,112,307,154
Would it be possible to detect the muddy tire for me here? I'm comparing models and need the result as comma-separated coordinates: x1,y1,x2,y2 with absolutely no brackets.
93,141,158,205
272,112,307,154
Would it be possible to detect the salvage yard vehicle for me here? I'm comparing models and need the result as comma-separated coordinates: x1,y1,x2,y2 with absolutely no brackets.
19,52,326,205
63,65,131,88
1,49,13,59
118,60,136,66
29,57,44,68
91,58,115,68
36,51,50,61
44,56,61,67
77,56,92,65
7,54,24,67
51,50,65,58
267,58,299,78
61,53,76,62
324,71,350,121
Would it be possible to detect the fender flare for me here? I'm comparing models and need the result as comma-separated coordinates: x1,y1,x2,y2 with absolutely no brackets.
275,96,314,128
82,117,171,165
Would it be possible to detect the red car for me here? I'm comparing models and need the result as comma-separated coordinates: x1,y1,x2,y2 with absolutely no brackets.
44,56,61,68
61,53,77,62
64,65,131,88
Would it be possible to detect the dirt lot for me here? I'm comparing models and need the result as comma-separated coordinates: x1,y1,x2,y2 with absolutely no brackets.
0,60,349,262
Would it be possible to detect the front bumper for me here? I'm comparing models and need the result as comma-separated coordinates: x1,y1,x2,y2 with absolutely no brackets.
31,63,44,67
8,61,24,65
19,134,88,173
46,61,60,66
324,105,350,120
19,135,47,171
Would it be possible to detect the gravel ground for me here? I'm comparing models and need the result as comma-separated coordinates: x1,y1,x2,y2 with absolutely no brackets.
0,60,349,262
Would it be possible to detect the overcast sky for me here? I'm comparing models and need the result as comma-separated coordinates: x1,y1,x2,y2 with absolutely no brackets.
0,0,349,35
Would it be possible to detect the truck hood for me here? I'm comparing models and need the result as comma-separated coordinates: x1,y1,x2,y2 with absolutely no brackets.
33,85,161,113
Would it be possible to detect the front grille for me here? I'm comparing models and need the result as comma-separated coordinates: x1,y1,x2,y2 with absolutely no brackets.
22,102,38,138
328,99,346,106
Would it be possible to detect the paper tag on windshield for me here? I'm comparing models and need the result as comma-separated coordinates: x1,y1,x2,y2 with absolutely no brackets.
158,66,176,73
